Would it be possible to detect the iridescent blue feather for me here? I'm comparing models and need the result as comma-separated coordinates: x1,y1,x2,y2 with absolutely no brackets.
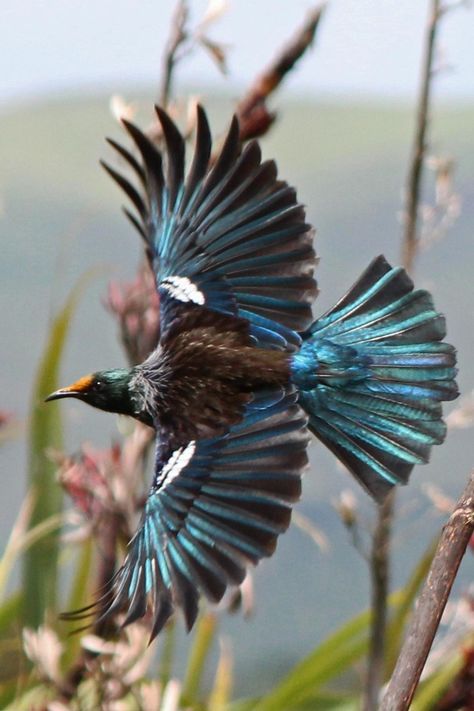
293,256,458,500
104,105,317,350
83,391,307,637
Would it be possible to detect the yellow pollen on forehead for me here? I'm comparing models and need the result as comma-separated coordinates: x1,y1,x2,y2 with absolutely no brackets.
63,374,95,393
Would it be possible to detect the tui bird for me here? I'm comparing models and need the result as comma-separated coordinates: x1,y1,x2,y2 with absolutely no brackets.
46,106,458,638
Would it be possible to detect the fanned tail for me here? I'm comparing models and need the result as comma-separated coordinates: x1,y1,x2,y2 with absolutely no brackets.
293,256,458,501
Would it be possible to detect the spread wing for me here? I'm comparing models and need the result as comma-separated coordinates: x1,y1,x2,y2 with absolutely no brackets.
70,391,308,639
103,105,317,350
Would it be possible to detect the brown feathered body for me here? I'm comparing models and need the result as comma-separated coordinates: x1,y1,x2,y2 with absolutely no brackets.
130,306,290,443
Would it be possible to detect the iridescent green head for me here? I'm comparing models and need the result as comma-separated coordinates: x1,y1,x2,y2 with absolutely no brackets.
45,368,140,419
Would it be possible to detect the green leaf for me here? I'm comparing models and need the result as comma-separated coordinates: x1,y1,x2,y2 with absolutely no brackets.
4,684,56,710
23,275,90,627
0,593,22,636
159,618,177,687
0,495,64,600
249,618,369,711
0,595,24,702
226,700,259,711
0,492,35,599
77,677,102,708
181,611,218,704
285,692,360,710
231,693,360,711
248,590,406,711
66,535,94,614
0,678,26,711
61,536,94,668
208,638,233,711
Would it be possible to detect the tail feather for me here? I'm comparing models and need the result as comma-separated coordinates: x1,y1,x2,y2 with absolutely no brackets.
311,256,448,345
314,287,445,345
296,256,458,501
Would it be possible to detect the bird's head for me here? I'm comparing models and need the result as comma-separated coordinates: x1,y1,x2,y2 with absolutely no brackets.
45,368,143,420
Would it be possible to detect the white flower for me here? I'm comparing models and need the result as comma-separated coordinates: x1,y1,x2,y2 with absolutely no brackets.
23,626,62,685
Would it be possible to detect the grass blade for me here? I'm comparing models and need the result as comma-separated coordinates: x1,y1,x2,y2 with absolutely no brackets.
0,485,64,607
181,611,217,705
65,536,94,614
61,536,94,668
208,638,233,711
249,589,407,711
159,618,177,687
0,594,24,706
0,593,22,635
249,626,369,711
0,493,35,598
282,692,360,710
23,276,89,627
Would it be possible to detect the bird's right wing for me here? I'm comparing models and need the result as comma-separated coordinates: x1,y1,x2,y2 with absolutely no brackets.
74,391,308,639
103,106,317,350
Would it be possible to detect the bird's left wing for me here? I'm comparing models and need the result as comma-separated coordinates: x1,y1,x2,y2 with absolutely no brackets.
73,391,308,639
103,106,317,350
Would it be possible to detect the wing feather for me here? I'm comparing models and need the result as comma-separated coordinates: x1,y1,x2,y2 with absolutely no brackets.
71,391,308,638
104,105,317,350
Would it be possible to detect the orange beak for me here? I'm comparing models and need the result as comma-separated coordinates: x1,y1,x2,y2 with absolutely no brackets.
45,374,94,402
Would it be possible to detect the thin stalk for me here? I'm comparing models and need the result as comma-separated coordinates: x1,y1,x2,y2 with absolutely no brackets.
363,490,395,711
402,0,441,273
159,0,188,109
381,471,474,710
364,2,442,706
181,612,217,704
159,619,177,687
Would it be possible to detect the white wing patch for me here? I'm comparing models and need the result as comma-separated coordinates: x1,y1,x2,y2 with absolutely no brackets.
161,276,205,305
158,441,196,491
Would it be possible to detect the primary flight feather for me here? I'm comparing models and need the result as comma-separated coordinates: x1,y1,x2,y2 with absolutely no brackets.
47,105,458,638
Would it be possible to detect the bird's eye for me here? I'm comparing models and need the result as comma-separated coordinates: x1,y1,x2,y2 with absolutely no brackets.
93,380,103,392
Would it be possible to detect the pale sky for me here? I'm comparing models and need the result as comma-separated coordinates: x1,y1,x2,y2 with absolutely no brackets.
1,0,473,107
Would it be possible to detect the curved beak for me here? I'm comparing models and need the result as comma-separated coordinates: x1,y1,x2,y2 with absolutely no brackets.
45,388,81,402
44,375,94,403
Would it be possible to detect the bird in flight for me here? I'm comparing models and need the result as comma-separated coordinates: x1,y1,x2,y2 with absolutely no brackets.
46,106,458,639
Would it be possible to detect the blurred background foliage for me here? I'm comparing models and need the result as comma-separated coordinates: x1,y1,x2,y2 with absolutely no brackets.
1,1,474,708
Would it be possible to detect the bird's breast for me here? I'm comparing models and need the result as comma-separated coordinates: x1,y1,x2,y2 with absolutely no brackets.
146,318,291,444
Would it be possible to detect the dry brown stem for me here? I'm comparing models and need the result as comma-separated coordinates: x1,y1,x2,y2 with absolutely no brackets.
159,0,189,108
364,3,445,707
401,0,441,273
363,490,395,710
235,5,326,141
381,471,474,710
